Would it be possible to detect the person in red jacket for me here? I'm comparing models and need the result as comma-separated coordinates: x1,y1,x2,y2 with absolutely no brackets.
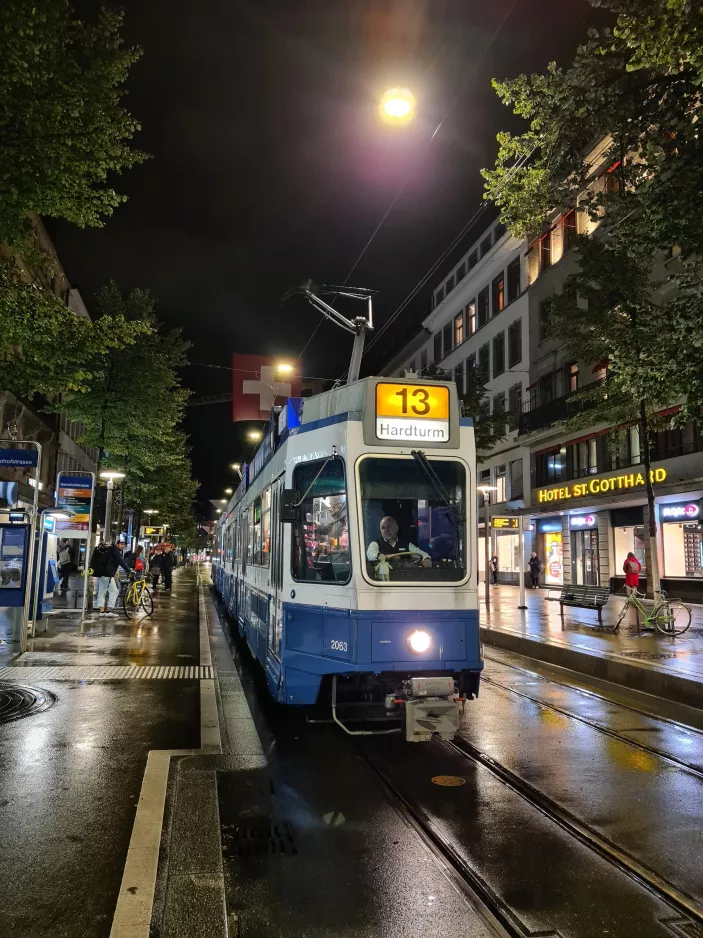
623,551,641,593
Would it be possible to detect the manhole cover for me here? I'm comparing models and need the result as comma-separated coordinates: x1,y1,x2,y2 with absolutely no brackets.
223,818,297,858
619,651,677,660
431,775,466,787
0,682,56,724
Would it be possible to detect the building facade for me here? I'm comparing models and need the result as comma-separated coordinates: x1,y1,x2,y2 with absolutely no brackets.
384,199,703,600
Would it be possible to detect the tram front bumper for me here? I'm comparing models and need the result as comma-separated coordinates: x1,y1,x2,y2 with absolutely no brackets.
402,676,463,743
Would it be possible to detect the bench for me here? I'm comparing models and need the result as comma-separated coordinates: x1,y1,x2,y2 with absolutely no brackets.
545,585,611,625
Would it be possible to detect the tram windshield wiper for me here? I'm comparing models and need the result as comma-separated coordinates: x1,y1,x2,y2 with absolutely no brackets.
410,450,464,532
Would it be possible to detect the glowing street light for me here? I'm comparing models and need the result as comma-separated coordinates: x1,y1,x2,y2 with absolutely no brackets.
99,470,126,543
219,498,227,504
380,88,416,124
247,429,263,442
216,508,222,514
275,361,294,376
229,463,241,471
224,488,233,495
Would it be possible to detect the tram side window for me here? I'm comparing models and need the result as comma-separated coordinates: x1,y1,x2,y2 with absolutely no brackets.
261,488,271,567
247,504,254,565
291,458,350,584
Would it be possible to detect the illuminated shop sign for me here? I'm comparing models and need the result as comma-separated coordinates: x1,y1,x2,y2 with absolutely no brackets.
536,468,667,504
569,513,597,530
491,516,520,529
660,501,700,522
537,518,562,533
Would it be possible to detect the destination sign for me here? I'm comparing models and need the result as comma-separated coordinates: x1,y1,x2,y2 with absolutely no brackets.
375,383,450,443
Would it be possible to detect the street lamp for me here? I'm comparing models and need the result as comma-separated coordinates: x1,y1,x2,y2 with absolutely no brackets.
274,361,294,376
224,488,233,495
477,485,498,613
380,88,416,124
247,429,263,443
219,498,227,504
99,470,126,543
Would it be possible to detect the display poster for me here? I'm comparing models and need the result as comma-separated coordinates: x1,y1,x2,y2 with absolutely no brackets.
543,532,563,585
0,527,27,589
56,473,94,536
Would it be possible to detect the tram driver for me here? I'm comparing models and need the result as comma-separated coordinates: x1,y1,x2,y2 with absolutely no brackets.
366,516,432,569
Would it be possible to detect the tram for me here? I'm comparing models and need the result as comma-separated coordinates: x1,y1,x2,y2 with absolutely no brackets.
211,376,481,741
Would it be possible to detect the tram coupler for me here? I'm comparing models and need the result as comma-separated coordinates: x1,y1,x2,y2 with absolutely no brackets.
390,676,463,743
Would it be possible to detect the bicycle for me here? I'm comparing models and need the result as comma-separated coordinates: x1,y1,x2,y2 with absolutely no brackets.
122,572,154,618
614,588,691,635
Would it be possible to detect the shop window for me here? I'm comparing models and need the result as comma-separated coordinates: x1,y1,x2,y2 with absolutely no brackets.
663,522,703,578
492,274,505,315
492,332,505,378
477,286,489,328
454,311,464,346
443,322,452,357
480,234,492,258
507,257,521,303
508,383,522,431
508,319,522,368
433,332,442,362
614,526,646,572
466,300,476,335
495,465,507,503
478,344,490,384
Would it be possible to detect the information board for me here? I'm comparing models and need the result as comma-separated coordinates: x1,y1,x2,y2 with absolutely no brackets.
56,473,94,536
375,382,450,443
491,516,519,530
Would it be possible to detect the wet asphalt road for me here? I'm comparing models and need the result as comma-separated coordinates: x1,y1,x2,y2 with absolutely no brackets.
217,601,703,938
0,572,201,938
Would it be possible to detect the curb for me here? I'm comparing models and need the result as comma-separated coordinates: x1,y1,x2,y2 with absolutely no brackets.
480,626,703,711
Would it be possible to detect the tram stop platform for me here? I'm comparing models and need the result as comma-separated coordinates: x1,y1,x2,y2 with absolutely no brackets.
480,584,703,711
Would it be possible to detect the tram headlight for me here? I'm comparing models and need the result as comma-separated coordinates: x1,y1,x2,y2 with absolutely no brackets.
407,629,431,655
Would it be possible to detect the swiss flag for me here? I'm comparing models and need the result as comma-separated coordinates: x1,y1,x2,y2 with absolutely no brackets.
232,353,302,422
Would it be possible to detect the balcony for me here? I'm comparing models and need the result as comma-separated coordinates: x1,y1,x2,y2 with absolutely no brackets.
518,379,602,435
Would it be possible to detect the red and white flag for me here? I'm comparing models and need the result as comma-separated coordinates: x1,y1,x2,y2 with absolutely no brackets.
232,353,301,422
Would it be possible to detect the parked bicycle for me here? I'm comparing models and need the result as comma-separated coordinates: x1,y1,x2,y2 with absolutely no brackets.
614,588,691,635
122,572,154,618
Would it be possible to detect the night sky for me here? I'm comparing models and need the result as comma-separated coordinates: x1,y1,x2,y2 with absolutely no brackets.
48,0,597,515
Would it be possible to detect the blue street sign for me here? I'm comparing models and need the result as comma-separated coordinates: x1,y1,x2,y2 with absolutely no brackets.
0,449,38,468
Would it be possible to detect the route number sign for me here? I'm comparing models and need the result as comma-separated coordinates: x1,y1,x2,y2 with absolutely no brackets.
375,383,450,443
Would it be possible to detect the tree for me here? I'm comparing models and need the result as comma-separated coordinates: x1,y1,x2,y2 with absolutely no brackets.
483,0,703,594
423,361,507,454
60,283,190,472
0,260,147,397
0,0,146,248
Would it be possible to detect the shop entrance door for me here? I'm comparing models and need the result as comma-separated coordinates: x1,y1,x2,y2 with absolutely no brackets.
572,529,599,585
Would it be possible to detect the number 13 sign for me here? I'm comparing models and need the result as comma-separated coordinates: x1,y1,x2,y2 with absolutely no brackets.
375,383,450,443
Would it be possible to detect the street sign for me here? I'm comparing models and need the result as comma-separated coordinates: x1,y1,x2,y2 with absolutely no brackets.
491,516,519,529
56,473,94,536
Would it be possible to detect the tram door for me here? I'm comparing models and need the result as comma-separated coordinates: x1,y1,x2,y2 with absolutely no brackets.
268,476,285,659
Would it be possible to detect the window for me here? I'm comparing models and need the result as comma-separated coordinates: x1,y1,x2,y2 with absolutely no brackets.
247,503,254,565
466,300,476,335
420,349,428,375
494,464,507,502
568,362,579,393
492,332,505,378
629,424,640,464
435,286,445,306
454,363,464,396
445,275,455,294
540,233,551,271
433,332,442,362
454,311,464,346
536,447,566,486
508,319,522,368
494,221,507,242
573,437,597,477
358,456,467,584
508,383,522,430
478,344,490,384
467,250,478,271
261,488,271,566
492,274,505,315
539,299,551,341
477,286,489,328
467,353,476,378
510,458,524,499
493,392,506,428
456,262,466,281
507,257,521,303
538,371,555,405
527,242,541,284
480,235,492,258
443,322,452,357
292,458,350,583
563,210,578,250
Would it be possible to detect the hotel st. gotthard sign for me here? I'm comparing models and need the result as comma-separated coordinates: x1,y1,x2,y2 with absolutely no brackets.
536,468,668,504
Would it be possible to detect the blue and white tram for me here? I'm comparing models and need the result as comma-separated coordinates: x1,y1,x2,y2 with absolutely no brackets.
212,376,482,741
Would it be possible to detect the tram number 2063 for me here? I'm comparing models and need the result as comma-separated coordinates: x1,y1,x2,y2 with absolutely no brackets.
329,640,348,653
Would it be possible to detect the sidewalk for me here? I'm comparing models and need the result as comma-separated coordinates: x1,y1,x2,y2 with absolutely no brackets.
480,584,703,709
0,566,205,938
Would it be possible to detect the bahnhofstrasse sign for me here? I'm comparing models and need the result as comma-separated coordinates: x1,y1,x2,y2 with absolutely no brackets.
536,468,668,504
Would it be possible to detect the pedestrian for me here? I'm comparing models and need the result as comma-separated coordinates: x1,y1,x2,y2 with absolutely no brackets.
127,544,147,577
89,538,130,617
623,551,641,594
149,548,162,590
489,553,499,585
57,538,76,592
160,544,175,592
528,551,541,589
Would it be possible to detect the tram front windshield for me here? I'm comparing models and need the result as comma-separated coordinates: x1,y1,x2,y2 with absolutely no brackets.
359,456,467,583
